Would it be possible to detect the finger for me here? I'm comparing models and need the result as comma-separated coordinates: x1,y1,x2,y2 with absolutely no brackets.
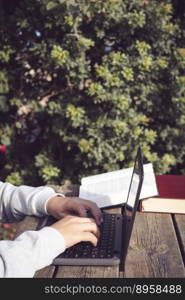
80,199,103,225
74,203,87,218
68,216,96,224
80,222,100,238
80,232,98,247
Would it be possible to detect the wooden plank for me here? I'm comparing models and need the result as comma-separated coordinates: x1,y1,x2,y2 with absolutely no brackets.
55,265,119,278
55,208,121,278
122,212,185,278
15,216,39,237
173,214,185,264
35,266,56,278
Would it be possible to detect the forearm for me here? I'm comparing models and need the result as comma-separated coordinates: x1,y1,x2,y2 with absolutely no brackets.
0,227,66,278
0,181,64,223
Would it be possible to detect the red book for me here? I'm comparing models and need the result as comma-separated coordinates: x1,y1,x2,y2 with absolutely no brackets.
155,175,185,199
140,175,185,214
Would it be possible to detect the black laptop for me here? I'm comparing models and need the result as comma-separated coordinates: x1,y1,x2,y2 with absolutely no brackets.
38,147,144,267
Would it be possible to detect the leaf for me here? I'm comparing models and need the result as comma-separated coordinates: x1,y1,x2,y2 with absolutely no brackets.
46,1,58,11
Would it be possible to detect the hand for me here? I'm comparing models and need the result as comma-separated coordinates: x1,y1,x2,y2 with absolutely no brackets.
51,215,100,248
46,196,103,225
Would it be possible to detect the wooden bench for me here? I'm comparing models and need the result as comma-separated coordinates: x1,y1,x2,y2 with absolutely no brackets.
15,184,185,278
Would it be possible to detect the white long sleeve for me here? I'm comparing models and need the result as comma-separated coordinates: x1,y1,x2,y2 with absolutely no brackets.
0,227,66,277
0,181,63,222
0,181,66,277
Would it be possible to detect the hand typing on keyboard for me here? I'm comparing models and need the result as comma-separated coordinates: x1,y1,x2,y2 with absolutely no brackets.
52,213,117,260
46,196,103,225
51,215,100,248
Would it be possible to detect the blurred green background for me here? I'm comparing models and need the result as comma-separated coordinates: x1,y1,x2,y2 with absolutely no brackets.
0,0,185,187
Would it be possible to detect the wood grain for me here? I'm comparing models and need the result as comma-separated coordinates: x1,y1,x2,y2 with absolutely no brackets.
122,212,185,278
35,265,56,278
173,214,185,265
55,265,119,278
15,216,39,237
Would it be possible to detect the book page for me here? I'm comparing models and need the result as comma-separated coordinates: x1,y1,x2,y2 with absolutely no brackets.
80,175,130,208
79,163,158,208
81,168,131,185
139,163,158,199
141,197,185,214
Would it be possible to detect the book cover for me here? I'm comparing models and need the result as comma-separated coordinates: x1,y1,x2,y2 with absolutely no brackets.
155,175,185,199
140,175,185,214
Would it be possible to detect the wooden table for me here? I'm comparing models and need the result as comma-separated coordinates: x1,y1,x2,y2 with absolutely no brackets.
15,184,185,278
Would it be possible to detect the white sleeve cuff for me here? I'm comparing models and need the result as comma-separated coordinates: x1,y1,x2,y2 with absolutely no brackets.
35,187,65,216
43,193,66,215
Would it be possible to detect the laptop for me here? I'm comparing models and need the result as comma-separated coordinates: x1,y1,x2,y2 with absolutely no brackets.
37,147,144,267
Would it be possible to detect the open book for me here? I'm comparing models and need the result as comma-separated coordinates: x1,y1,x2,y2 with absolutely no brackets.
79,163,158,208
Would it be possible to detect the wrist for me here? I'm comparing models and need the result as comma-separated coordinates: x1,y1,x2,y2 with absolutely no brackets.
45,193,66,215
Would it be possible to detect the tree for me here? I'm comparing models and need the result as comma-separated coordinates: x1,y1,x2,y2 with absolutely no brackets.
0,0,185,185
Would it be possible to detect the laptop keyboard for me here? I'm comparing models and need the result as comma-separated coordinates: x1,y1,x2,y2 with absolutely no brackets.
57,213,116,259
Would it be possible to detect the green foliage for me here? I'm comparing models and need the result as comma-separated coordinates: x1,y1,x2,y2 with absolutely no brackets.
35,153,61,183
39,166,61,184
0,71,9,94
0,0,185,186
51,45,69,66
6,172,23,186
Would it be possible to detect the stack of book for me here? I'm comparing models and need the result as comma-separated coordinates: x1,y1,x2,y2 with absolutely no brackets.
140,175,185,214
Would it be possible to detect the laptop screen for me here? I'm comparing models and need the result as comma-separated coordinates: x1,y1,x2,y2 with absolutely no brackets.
124,147,144,233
